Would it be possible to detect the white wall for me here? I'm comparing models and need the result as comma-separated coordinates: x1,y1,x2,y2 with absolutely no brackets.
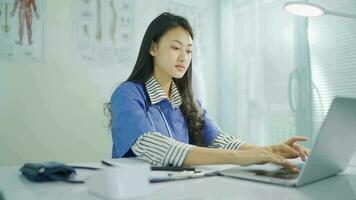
0,0,219,166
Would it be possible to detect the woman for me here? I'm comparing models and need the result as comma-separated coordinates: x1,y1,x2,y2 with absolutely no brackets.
107,12,308,173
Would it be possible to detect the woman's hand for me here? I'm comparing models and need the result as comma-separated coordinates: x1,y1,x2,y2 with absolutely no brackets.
267,136,310,161
235,148,300,173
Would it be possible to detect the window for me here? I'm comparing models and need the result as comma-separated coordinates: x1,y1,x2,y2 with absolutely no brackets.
219,0,312,145
308,0,356,139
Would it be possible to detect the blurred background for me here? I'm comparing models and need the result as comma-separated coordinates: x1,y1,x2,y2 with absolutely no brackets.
0,0,355,166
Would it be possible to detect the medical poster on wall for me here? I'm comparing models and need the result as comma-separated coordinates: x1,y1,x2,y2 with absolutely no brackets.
0,0,45,61
74,0,134,65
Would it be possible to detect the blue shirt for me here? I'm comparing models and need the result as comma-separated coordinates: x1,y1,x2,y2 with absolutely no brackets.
111,76,222,158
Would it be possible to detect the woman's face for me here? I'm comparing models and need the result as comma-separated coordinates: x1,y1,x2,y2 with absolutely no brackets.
150,26,193,80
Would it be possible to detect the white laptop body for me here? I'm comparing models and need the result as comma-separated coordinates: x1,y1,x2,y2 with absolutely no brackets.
219,97,356,187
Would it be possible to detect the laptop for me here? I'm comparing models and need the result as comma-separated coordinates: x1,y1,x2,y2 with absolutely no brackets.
219,97,356,187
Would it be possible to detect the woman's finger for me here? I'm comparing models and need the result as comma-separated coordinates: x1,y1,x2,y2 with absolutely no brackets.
285,145,300,157
267,154,300,173
262,151,299,173
303,147,310,159
303,149,309,160
285,136,308,146
304,148,311,156
293,143,306,161
278,145,299,158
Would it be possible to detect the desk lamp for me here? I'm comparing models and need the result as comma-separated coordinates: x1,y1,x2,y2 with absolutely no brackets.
284,2,356,19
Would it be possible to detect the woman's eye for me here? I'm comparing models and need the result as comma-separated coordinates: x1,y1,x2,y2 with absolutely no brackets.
187,50,192,54
171,46,179,50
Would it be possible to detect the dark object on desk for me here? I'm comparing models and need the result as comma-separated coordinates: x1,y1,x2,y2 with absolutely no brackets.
151,166,196,172
20,162,78,183
20,162,99,184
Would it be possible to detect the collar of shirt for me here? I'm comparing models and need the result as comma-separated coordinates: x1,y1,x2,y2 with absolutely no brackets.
145,76,182,109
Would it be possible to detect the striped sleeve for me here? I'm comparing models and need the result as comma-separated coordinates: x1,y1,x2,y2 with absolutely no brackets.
131,132,193,166
208,132,245,150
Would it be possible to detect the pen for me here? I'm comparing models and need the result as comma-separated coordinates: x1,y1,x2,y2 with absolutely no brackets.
150,171,213,183
151,166,196,172
102,160,197,172
101,160,115,167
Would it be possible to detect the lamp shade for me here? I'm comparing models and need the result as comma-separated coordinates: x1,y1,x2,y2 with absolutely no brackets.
284,2,325,17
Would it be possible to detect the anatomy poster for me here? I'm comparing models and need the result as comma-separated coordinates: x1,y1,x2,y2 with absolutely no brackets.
0,0,45,61
75,0,133,65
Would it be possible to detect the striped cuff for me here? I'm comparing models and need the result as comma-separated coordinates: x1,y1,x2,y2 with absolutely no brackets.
208,132,244,150
131,132,193,166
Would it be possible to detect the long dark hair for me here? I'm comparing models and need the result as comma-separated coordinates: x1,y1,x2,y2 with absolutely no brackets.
105,12,204,146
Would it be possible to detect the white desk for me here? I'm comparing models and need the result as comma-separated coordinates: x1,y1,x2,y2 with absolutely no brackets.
1,159,356,200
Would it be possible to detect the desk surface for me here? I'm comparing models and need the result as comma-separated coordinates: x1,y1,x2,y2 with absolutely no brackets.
1,159,356,200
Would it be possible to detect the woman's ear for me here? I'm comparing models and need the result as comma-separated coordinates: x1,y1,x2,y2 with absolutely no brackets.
149,42,157,56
